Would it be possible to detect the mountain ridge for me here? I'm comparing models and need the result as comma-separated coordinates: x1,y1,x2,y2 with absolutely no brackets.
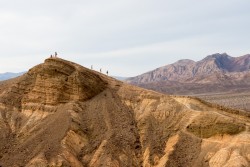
0,72,26,81
0,57,249,166
127,53,250,93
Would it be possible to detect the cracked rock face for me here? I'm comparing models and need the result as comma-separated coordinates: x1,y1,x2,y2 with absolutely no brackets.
0,58,249,167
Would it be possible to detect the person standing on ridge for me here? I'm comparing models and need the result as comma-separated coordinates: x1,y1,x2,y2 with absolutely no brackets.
106,70,108,75
100,68,102,73
55,52,58,57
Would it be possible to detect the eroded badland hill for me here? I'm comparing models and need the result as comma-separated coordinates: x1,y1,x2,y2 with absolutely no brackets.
0,58,250,167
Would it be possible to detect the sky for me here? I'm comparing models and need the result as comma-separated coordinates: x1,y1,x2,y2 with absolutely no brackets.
0,0,249,77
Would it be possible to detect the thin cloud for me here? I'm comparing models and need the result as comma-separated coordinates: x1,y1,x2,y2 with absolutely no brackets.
0,0,249,76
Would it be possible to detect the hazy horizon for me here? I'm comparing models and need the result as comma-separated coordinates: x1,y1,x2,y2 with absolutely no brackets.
0,0,249,77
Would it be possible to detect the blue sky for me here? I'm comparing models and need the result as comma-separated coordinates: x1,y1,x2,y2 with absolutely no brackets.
0,0,249,76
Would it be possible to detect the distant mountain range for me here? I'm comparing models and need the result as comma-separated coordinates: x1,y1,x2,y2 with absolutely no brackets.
112,76,128,81
0,72,25,81
127,53,250,95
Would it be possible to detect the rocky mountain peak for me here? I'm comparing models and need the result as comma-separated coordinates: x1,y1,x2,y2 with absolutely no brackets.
202,53,233,71
175,59,195,65
204,53,230,60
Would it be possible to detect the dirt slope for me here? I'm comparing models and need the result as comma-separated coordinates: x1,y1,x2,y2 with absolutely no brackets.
0,57,249,167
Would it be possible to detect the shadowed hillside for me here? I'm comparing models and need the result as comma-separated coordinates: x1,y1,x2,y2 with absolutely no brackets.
0,57,249,167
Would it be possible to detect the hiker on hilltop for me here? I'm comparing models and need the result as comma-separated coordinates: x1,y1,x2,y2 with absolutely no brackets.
55,52,58,57
106,70,108,76
100,68,102,73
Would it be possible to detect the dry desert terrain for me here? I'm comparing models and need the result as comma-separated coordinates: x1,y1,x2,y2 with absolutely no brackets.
0,58,249,167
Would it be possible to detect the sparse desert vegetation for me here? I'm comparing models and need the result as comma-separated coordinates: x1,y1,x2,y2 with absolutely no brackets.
197,92,250,112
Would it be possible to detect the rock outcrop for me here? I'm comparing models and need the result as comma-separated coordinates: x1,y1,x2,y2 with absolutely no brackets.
0,57,249,167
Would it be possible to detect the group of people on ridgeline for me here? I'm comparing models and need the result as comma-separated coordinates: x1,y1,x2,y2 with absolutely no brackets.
91,65,108,76
48,55,109,75
50,52,58,58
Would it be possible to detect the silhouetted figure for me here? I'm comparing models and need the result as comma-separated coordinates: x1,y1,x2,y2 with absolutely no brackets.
100,68,102,73
50,55,52,58
106,70,108,75
55,52,57,57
